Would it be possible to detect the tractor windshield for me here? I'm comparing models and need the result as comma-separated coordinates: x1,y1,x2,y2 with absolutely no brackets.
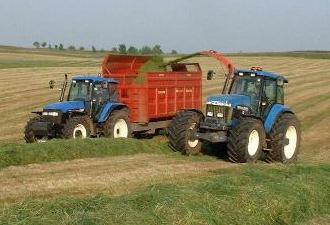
230,76,262,112
67,80,92,102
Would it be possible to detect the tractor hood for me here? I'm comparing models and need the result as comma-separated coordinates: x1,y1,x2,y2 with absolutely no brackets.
43,101,85,113
206,94,250,108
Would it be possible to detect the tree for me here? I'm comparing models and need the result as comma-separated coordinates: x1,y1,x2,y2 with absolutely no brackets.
100,49,105,53
127,46,138,54
33,41,40,48
118,44,127,54
54,45,58,50
79,46,85,51
92,46,97,52
139,46,152,55
171,49,178,55
68,45,76,51
41,42,47,48
59,44,64,50
111,47,118,53
48,44,52,49
152,45,163,55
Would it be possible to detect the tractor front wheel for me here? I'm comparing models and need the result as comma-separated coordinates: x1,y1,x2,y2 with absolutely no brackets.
62,116,92,139
168,111,203,155
103,109,132,138
227,117,265,163
266,113,301,163
24,116,47,143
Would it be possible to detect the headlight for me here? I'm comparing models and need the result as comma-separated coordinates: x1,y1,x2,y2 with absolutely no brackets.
207,111,213,117
42,111,59,116
216,112,224,118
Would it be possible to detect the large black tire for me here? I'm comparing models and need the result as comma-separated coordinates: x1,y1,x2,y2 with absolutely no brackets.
24,116,43,143
266,113,301,163
168,111,203,155
62,116,92,139
227,117,265,163
103,109,132,138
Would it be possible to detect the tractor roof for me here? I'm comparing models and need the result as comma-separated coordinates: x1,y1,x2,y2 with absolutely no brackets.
235,69,288,83
73,76,118,84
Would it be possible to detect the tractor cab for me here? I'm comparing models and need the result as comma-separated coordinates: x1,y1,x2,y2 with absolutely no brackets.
203,68,288,132
44,76,119,120
227,68,288,118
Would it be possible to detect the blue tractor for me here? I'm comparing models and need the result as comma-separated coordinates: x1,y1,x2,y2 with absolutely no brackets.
168,53,301,163
24,75,131,142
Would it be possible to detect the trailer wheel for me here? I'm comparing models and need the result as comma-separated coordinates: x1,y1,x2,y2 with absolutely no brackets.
62,116,91,139
168,111,203,155
227,117,265,163
266,113,301,163
24,116,45,143
103,109,132,138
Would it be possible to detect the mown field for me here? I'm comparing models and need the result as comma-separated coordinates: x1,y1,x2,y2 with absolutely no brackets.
0,46,329,224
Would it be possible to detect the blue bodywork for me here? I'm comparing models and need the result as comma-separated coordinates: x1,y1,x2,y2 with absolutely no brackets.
43,76,125,124
97,102,127,123
235,69,288,83
44,101,85,113
207,94,251,108
73,76,118,84
263,104,293,133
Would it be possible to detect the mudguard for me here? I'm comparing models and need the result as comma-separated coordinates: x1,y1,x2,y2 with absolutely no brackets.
97,102,127,123
264,104,293,134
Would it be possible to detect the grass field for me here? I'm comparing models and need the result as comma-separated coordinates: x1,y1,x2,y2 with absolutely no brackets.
0,46,329,224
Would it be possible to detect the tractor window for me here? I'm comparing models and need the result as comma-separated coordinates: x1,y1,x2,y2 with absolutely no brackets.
263,79,277,105
68,81,91,101
93,84,110,102
277,85,284,104
230,77,262,99
230,76,262,113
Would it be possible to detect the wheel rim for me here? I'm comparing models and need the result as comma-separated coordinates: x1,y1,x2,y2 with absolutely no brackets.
284,126,297,159
248,129,259,156
36,137,48,143
113,119,128,138
73,124,87,139
187,123,199,148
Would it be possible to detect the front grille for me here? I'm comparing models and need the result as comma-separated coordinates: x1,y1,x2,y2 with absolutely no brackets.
206,104,232,123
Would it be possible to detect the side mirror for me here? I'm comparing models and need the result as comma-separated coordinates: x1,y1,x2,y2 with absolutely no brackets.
207,70,215,80
49,80,55,89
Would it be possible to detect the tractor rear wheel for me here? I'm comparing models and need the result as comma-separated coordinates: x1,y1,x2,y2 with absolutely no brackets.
24,116,46,143
103,109,132,138
168,111,203,155
227,117,265,163
62,116,92,139
266,113,301,163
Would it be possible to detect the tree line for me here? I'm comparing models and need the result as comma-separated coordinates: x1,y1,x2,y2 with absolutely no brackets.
32,41,178,55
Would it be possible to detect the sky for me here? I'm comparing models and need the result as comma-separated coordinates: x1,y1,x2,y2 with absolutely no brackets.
0,0,330,53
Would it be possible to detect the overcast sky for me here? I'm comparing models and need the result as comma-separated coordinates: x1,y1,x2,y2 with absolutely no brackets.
0,0,329,53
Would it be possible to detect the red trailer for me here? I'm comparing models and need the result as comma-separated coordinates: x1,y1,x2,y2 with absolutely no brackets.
101,55,202,134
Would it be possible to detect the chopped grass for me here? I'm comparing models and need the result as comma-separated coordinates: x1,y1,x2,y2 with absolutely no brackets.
0,164,329,225
0,137,173,169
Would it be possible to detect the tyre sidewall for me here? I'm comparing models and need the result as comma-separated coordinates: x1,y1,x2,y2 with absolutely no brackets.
104,110,132,138
269,114,301,163
63,116,91,139
227,117,265,163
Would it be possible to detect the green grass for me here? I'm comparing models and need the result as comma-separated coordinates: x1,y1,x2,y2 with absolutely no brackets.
0,137,175,169
0,164,329,225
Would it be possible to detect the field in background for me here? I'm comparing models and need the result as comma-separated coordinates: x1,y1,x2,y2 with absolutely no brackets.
0,46,329,224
